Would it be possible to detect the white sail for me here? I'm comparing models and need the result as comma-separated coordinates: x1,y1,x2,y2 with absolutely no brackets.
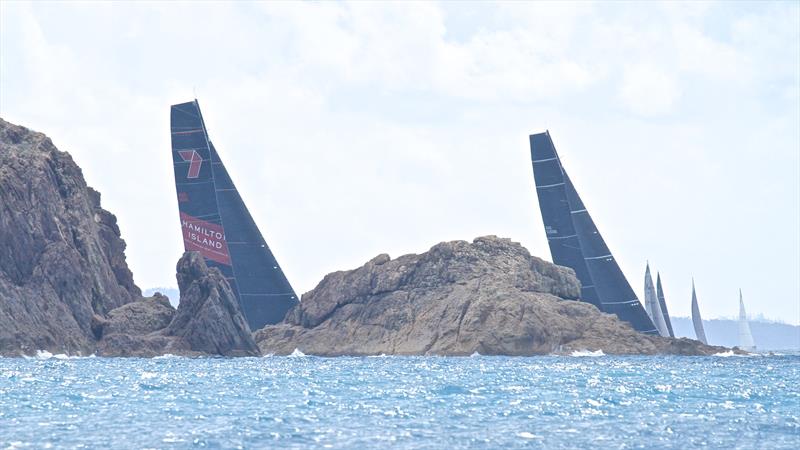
738,290,756,351
691,279,708,344
644,263,669,337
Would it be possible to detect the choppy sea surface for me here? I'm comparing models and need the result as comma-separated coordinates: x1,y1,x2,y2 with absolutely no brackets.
1,352,798,449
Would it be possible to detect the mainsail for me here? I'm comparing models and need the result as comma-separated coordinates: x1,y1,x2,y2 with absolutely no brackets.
644,263,670,337
738,290,756,351
530,131,658,334
690,279,708,344
655,272,675,337
170,100,298,331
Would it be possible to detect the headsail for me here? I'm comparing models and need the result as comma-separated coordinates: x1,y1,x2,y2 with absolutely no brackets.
170,100,298,331
738,290,756,351
690,279,708,344
655,272,675,337
644,263,670,337
530,131,657,334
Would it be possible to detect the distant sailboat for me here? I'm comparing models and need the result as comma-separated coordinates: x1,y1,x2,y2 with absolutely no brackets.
691,279,708,344
656,272,675,337
644,263,670,337
738,290,756,351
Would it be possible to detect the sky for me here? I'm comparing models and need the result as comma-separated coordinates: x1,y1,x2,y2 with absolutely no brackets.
1,1,798,324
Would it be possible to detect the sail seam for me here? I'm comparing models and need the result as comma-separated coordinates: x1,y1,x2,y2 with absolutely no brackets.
584,254,613,260
536,182,565,189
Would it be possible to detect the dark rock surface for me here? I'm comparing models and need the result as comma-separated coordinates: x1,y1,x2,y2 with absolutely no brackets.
97,254,260,357
256,236,730,356
0,119,140,356
162,252,259,356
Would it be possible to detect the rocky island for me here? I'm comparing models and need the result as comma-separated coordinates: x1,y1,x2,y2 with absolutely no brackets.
256,236,727,356
0,118,729,357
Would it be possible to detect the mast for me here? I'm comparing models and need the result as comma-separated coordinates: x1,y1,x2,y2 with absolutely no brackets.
644,263,669,337
170,100,298,331
656,272,675,337
690,279,708,344
529,131,657,334
738,289,756,351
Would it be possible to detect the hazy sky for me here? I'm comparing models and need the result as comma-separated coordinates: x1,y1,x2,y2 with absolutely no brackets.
2,1,798,324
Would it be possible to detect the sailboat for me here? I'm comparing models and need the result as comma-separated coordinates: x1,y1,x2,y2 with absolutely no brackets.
655,272,675,337
644,263,670,337
691,279,708,344
529,131,658,334
738,290,756,352
170,100,298,331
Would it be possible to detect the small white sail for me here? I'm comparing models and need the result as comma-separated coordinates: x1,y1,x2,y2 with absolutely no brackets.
644,263,669,337
691,279,708,344
738,290,756,351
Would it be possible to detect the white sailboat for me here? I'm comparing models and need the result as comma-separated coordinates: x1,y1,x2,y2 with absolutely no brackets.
691,279,708,345
738,289,756,352
644,263,670,337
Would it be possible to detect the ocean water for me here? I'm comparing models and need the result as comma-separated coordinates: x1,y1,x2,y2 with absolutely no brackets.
1,353,798,449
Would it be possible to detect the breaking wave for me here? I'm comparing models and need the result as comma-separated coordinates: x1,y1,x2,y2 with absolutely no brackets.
570,349,605,357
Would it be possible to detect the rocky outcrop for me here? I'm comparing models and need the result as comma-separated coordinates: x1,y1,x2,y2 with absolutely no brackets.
0,118,140,356
96,253,260,357
162,252,259,356
256,236,729,356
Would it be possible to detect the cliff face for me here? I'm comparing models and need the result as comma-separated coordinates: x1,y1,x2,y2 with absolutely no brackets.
0,119,140,355
256,236,728,356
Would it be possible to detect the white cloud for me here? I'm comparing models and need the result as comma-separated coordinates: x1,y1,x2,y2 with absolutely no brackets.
1,1,798,324
619,63,681,116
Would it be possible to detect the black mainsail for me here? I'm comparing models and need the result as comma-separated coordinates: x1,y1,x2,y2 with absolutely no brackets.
170,100,298,330
530,131,658,334
656,272,675,337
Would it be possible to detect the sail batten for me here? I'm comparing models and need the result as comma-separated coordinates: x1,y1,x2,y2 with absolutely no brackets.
170,100,298,331
530,131,657,334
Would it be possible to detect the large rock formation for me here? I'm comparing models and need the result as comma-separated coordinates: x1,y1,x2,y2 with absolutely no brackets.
162,252,259,356
1,119,259,357
256,236,729,356
96,253,259,357
0,118,140,356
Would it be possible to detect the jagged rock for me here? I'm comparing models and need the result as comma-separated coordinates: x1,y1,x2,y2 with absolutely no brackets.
163,252,259,356
256,236,729,356
0,118,140,356
96,293,175,338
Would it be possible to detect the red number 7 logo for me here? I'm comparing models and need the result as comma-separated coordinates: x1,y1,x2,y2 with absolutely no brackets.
178,150,203,178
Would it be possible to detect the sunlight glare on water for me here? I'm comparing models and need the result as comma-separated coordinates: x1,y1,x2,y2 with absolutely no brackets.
0,355,798,448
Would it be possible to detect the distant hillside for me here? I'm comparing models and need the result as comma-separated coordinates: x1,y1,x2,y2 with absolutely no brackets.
143,287,179,307
672,317,800,351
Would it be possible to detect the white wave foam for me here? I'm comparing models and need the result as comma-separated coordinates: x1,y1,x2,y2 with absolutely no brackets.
713,350,753,357
288,348,306,357
25,351,96,360
470,351,482,357
570,349,605,357
153,353,177,359
517,432,542,439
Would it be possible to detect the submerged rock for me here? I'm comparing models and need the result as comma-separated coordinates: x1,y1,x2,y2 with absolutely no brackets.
256,236,728,356
0,118,140,356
